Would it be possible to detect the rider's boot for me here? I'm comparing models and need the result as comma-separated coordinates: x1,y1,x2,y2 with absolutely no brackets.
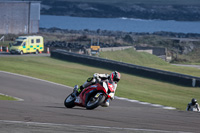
71,79,92,97
101,99,109,107
72,78,93,97
76,85,84,96
74,80,92,97
72,85,84,97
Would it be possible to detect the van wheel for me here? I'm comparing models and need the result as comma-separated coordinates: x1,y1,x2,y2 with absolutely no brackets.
20,51,23,55
35,50,39,54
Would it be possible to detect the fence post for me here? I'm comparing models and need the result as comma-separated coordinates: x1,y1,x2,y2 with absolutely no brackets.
47,47,50,54
192,78,196,87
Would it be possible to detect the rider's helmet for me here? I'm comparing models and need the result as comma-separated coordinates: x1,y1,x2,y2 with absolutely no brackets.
110,71,121,83
191,98,197,105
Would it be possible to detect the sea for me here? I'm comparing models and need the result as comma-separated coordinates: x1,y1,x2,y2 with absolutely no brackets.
40,15,200,34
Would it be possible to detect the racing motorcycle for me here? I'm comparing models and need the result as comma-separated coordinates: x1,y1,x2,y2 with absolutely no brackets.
64,80,115,110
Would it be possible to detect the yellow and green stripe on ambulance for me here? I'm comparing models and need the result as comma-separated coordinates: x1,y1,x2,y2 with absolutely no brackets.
10,36,44,55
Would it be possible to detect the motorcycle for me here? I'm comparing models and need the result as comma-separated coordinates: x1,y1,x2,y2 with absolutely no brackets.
64,80,115,110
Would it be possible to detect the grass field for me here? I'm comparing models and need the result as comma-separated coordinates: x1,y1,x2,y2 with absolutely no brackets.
0,54,200,110
100,49,200,77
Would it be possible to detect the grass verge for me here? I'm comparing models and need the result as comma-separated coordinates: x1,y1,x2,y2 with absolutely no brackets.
99,48,200,77
0,56,199,110
0,94,17,101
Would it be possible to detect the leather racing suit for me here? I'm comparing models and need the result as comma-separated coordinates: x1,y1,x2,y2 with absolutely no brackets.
76,73,118,107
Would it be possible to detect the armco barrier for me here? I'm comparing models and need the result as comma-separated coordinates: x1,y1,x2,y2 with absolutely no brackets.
51,49,200,87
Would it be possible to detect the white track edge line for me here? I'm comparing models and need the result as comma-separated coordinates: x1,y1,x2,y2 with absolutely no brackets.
115,96,176,110
0,120,192,133
0,71,176,110
0,71,73,89
0,93,24,101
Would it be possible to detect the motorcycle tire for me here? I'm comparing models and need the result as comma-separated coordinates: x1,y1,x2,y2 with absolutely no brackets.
64,94,76,108
86,94,106,110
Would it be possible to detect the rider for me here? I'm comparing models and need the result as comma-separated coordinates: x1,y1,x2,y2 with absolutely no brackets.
73,71,121,107
186,98,200,112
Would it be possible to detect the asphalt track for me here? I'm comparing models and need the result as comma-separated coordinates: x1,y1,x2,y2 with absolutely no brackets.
0,71,200,133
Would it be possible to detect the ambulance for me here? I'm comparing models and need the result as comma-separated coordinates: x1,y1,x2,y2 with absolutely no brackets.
10,36,44,55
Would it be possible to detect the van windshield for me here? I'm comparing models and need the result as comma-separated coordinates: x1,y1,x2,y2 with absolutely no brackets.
13,41,23,46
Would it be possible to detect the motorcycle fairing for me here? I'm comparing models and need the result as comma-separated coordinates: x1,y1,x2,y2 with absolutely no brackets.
83,88,97,106
74,96,81,104
72,82,114,107
102,81,115,93
83,83,108,106
74,88,97,107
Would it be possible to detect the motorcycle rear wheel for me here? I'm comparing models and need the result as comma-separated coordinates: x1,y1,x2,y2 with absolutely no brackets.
64,94,76,108
86,94,106,110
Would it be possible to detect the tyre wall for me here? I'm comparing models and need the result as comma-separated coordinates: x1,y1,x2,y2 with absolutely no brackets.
51,49,200,87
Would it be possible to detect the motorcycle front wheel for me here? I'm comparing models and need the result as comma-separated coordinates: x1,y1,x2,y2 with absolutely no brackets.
64,94,76,108
86,94,106,110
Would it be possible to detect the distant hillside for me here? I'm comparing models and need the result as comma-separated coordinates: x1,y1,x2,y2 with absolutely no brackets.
40,0,200,21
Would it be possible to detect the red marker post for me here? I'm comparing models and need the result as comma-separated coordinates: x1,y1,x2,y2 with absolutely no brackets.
6,46,9,52
47,47,50,54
